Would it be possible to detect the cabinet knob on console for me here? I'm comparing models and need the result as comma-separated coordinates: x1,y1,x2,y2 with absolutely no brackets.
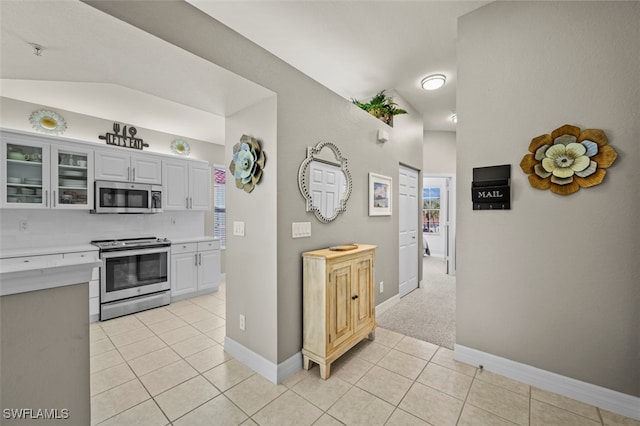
352,295,359,300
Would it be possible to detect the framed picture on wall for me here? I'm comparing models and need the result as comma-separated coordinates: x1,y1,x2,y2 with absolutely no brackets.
369,173,392,216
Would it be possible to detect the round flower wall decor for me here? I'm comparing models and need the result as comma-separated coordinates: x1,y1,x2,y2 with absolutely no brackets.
229,134,266,193
519,124,617,196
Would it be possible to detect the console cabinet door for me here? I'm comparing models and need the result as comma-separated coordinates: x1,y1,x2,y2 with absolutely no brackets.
327,261,354,353
353,256,375,333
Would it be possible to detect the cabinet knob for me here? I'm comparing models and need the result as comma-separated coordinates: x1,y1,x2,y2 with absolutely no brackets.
351,295,359,300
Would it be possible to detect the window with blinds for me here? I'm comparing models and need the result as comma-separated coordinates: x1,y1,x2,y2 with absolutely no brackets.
213,165,226,248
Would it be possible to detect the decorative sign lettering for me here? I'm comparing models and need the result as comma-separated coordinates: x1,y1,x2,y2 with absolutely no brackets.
471,186,509,203
99,123,149,150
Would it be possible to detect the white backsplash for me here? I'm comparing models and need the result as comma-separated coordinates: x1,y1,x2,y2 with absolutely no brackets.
0,209,206,251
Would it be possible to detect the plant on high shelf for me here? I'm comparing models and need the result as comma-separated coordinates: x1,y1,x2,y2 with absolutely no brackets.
351,90,407,127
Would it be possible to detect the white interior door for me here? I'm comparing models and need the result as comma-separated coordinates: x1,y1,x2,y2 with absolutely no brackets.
399,166,419,297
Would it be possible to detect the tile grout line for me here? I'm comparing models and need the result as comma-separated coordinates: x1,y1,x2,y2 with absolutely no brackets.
95,320,172,426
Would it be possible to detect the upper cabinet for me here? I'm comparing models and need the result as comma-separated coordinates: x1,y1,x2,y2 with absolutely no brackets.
1,131,94,210
2,129,211,211
95,150,162,184
163,159,210,211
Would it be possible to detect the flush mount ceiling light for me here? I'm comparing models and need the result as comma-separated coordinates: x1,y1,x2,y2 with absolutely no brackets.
421,74,446,91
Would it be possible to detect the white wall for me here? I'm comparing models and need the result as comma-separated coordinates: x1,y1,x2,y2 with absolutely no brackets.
457,1,639,397
225,96,278,363
424,131,456,174
0,97,220,160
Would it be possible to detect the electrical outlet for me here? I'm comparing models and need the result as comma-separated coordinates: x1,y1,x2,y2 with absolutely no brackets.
380,281,384,294
239,314,246,331
19,220,28,232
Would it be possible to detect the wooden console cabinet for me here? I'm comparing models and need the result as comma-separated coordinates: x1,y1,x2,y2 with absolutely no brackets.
302,244,376,379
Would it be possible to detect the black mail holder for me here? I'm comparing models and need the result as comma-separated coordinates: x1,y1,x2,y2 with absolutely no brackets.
472,164,511,210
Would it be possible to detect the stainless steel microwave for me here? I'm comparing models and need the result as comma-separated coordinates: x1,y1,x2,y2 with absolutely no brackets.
93,180,162,214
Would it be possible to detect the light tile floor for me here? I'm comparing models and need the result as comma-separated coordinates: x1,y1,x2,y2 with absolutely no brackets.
90,282,639,426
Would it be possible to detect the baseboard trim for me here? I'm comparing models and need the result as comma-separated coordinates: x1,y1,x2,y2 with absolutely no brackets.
223,336,301,384
454,344,640,420
375,294,400,316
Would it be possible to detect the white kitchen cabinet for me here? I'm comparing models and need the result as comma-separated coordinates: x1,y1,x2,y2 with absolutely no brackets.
163,159,211,211
197,241,221,291
1,131,94,210
171,243,199,298
170,239,220,301
95,150,161,184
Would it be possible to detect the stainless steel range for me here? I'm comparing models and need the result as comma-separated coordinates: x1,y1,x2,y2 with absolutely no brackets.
91,237,171,321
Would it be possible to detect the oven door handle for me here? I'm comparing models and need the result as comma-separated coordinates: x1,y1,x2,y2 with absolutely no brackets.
100,246,170,258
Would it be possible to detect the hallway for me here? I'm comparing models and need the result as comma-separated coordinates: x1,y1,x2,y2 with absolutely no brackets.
377,256,456,349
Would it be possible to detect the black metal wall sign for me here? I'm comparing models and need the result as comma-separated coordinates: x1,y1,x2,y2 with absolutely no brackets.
99,123,149,150
471,164,511,210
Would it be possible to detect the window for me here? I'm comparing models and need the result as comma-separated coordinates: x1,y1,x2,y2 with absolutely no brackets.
213,165,226,248
423,187,441,234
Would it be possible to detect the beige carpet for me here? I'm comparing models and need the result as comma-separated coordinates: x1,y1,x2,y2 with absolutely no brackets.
377,256,456,349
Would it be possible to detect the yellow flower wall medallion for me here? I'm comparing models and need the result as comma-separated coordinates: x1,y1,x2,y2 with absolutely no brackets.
520,124,617,196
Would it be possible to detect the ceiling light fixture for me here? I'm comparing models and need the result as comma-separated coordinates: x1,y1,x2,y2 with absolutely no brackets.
450,113,458,124
421,74,446,91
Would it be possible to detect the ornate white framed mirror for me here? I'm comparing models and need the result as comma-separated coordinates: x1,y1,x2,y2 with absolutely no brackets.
298,141,352,223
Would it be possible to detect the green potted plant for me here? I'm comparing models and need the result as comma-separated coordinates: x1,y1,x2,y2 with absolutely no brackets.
351,90,407,127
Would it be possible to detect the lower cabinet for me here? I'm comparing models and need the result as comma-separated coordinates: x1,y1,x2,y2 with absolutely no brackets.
302,244,376,379
171,239,220,301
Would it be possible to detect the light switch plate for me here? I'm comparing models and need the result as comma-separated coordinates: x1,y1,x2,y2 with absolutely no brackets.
292,222,311,238
233,221,245,236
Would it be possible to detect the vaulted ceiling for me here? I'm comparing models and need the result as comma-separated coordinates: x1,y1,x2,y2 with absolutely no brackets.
1,1,488,141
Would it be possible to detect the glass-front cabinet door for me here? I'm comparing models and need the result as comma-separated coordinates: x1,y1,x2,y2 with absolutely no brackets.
2,138,51,208
51,144,94,209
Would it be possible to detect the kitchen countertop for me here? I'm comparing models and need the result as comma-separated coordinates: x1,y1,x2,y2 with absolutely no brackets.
0,256,101,296
0,244,98,259
170,236,220,245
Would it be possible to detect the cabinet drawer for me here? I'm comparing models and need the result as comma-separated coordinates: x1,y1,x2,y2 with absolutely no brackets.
171,242,197,255
197,240,220,251
0,253,63,267
64,251,99,261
